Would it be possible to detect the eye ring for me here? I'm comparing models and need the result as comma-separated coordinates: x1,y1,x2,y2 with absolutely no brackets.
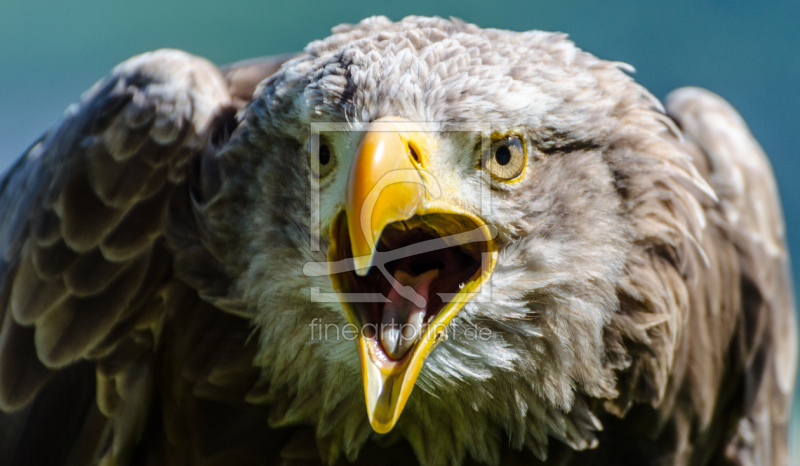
484,133,526,181
309,133,336,180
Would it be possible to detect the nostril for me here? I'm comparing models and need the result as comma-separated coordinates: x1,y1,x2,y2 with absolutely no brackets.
408,144,420,164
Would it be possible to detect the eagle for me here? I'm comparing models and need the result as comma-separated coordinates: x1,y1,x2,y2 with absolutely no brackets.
0,15,795,466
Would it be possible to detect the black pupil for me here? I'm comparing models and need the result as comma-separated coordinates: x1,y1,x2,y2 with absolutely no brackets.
495,145,512,166
319,144,331,165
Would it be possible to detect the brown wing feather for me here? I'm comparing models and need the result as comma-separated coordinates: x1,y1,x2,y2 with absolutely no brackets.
0,49,240,465
666,87,798,465
220,53,301,104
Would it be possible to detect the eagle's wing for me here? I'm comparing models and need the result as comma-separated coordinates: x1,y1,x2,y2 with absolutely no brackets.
221,52,301,103
0,49,297,466
666,87,798,466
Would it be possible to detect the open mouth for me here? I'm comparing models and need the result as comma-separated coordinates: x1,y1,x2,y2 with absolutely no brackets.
329,213,491,362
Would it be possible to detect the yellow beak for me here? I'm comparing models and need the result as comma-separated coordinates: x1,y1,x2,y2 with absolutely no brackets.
344,117,433,274
328,117,497,434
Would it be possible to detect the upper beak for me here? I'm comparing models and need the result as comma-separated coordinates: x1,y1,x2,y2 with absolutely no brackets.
344,117,433,274
328,117,497,434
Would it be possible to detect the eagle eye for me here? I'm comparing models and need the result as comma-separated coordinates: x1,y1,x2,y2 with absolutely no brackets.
309,134,336,180
485,134,526,181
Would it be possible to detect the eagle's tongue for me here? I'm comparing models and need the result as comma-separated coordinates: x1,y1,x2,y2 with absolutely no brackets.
379,269,439,360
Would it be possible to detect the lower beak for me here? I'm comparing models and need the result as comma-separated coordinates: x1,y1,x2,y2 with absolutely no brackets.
328,118,497,433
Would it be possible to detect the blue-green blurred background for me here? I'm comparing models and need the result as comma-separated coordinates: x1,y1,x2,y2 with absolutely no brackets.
1,0,798,459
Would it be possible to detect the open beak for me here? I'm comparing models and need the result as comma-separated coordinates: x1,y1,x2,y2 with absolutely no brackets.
327,117,497,433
